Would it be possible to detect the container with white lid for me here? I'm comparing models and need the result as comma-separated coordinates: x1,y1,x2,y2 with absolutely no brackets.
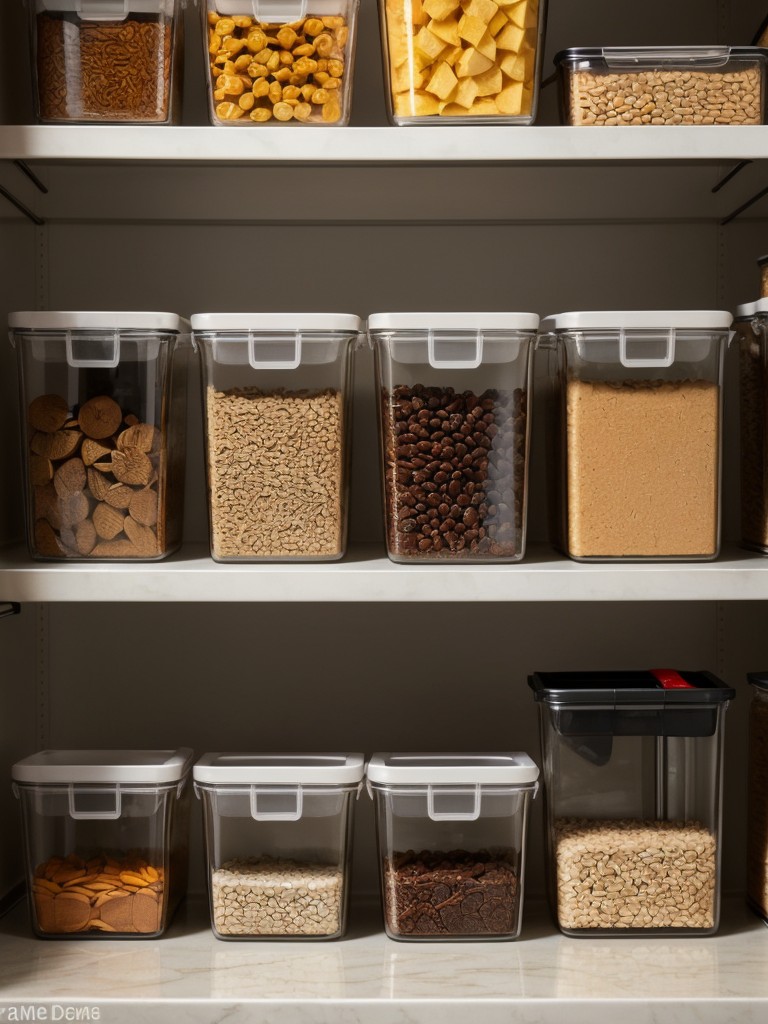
9,311,190,562
540,310,732,561
193,753,364,940
735,299,768,553
369,312,538,563
366,752,539,941
12,748,194,939
192,313,361,562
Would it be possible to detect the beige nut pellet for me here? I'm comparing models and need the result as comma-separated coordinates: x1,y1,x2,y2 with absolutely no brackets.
555,818,717,931
748,694,768,919
206,386,344,559
568,66,762,125
211,857,343,936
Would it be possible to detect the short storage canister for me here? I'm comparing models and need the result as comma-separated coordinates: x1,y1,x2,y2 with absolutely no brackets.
369,312,538,563
541,310,731,561
193,753,364,940
12,748,193,938
747,671,768,925
735,300,768,553
9,311,189,561
529,670,734,937
192,313,361,561
366,753,539,941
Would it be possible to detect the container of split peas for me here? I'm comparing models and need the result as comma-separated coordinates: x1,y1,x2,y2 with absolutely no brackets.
203,1,359,125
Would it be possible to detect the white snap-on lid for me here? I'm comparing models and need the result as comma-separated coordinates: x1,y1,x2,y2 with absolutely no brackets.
190,313,362,333
12,749,194,785
736,299,768,318
542,310,733,332
368,313,539,332
8,311,187,332
193,753,365,785
366,753,539,785
37,1,177,17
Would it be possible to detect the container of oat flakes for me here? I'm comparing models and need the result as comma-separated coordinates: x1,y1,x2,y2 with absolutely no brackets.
203,1,360,125
192,312,360,562
529,670,734,937
540,310,732,561
12,748,193,938
9,311,189,561
26,0,185,124
735,300,768,553
369,312,538,563
193,753,364,940
556,46,768,126
366,753,539,941
747,671,768,925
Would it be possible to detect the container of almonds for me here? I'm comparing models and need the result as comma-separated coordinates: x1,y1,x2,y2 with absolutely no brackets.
12,748,193,938
8,311,189,561
203,1,359,125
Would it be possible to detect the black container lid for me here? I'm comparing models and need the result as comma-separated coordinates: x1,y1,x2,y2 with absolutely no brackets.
529,670,735,706
748,671,768,692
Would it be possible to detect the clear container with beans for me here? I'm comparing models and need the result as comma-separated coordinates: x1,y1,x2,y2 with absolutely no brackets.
366,753,539,941
556,46,768,126
12,748,193,938
203,0,359,125
747,672,768,925
379,0,547,125
192,313,360,562
193,753,364,940
8,311,189,561
369,312,538,563
735,301,768,554
540,310,731,562
529,670,734,937
26,0,185,124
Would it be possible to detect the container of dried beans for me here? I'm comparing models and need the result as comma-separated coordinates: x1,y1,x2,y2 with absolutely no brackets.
366,753,539,941
191,312,361,561
747,671,768,925
8,311,189,561
27,0,185,124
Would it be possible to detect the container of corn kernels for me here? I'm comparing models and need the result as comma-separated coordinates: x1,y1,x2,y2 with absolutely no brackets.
379,0,548,124
203,1,359,124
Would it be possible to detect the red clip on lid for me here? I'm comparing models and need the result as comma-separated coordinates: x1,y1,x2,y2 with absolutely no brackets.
650,669,695,690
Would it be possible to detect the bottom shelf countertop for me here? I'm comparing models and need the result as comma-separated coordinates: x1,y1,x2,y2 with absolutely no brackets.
0,896,767,1023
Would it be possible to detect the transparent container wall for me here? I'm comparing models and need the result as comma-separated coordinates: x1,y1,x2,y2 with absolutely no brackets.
12,329,187,561
553,328,727,561
203,1,359,125
537,702,728,936
371,784,535,941
737,318,768,554
15,780,190,938
373,330,534,562
197,784,356,939
760,259,768,299
379,0,547,125
748,686,768,923
197,331,355,562
29,0,183,124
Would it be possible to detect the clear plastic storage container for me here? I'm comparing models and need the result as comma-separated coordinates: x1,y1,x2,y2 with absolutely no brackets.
12,748,193,938
366,753,539,941
556,46,768,126
735,300,768,553
193,753,364,940
758,256,768,299
379,0,547,125
747,672,768,925
27,0,185,124
9,311,189,562
529,670,734,937
203,1,359,125
192,313,360,562
541,310,731,561
369,312,538,562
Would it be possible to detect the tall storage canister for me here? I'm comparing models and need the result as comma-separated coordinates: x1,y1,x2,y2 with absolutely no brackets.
192,313,361,562
193,753,364,940
747,671,768,925
529,670,734,937
370,312,538,563
735,300,768,552
9,311,189,561
12,748,194,938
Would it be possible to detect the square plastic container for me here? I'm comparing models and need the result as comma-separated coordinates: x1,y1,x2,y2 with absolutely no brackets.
379,0,547,125
529,670,734,937
541,310,731,561
747,672,768,925
366,753,539,941
369,312,538,562
735,300,768,553
9,311,189,562
192,312,360,562
193,753,364,940
556,46,768,126
12,748,193,939
27,1,185,124
203,1,359,125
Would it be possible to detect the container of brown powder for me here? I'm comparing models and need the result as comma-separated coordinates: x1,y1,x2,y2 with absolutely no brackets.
540,310,732,561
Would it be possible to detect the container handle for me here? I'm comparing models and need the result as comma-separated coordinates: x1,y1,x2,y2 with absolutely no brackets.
618,327,675,368
65,330,121,369
427,329,483,369
603,46,731,69
68,784,122,821
248,330,302,370
250,785,303,821
427,785,481,821
77,1,131,22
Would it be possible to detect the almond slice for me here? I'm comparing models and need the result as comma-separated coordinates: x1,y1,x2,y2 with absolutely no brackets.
82,438,112,466
117,423,162,454
30,454,53,486
129,488,159,527
124,517,159,556
74,519,97,555
93,502,125,541
87,467,113,501
31,430,82,461
34,519,63,557
105,483,135,510
53,457,86,497
78,395,123,440
59,491,90,528
28,394,70,434
111,447,153,486
91,539,143,558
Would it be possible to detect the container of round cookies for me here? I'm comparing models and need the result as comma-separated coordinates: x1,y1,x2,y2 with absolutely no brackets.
12,748,193,939
8,311,189,561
